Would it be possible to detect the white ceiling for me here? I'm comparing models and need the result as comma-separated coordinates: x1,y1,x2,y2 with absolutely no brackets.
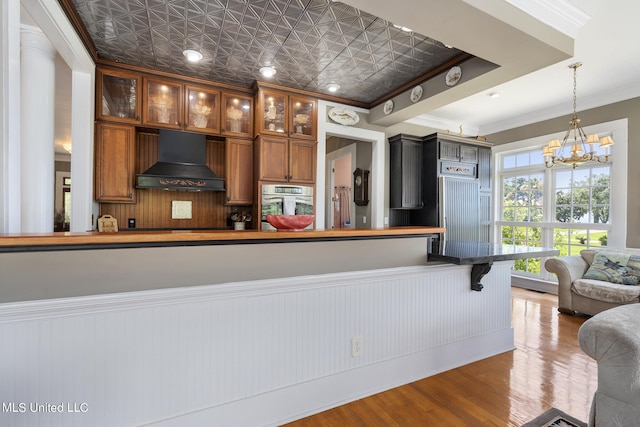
410,0,640,136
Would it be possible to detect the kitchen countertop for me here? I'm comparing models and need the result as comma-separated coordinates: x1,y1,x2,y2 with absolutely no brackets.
427,239,560,291
427,239,559,264
0,226,444,253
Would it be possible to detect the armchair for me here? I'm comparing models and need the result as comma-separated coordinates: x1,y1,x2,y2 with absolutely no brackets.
578,303,640,426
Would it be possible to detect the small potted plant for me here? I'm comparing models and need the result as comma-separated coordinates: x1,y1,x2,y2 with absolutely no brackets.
231,210,252,230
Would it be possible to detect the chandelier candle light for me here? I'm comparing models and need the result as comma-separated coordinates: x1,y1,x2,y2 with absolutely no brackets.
542,63,614,168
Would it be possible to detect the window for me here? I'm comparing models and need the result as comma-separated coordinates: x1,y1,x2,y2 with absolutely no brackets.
493,119,627,288
499,154,610,278
501,172,544,274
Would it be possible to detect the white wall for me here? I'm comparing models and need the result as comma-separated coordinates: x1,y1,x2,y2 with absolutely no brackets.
0,262,514,427
1,0,97,233
317,100,386,229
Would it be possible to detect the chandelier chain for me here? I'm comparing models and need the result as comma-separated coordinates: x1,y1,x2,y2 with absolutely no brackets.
572,64,578,118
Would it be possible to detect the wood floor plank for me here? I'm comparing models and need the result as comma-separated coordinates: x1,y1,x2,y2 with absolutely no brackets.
282,287,597,427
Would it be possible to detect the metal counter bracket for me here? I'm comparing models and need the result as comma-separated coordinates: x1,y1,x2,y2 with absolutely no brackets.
470,262,493,292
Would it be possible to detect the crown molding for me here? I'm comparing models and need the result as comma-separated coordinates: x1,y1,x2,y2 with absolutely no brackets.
478,81,640,136
405,114,479,137
504,0,591,38
506,0,591,39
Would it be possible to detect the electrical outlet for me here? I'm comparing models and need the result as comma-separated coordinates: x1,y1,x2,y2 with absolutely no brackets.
363,216,367,224
351,336,363,357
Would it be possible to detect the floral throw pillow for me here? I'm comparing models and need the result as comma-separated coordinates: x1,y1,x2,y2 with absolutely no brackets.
583,252,640,285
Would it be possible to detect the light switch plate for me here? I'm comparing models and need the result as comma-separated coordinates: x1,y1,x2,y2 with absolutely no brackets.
172,201,192,219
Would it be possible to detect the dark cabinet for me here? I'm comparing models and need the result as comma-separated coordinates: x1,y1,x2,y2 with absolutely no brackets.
478,146,492,240
439,140,478,163
478,146,492,191
389,134,423,209
389,133,493,242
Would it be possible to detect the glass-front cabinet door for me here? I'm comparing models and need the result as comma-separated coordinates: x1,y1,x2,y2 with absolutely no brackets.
143,78,183,129
222,93,253,138
290,95,316,140
258,90,288,136
185,85,220,134
96,68,141,124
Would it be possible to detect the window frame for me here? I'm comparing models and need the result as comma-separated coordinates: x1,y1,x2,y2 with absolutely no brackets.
492,119,628,290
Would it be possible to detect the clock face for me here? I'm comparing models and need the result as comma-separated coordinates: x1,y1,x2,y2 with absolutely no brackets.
355,176,362,186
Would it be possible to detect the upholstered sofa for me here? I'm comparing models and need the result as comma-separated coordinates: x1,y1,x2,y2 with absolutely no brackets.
545,249,640,316
578,303,640,426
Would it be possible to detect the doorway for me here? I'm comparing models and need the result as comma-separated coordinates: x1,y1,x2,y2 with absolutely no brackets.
326,144,357,229
54,170,71,231
315,100,385,230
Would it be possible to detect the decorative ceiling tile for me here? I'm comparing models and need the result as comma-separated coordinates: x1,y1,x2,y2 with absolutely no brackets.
71,0,465,104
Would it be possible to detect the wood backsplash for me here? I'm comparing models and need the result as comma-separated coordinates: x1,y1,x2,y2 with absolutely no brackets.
99,130,251,229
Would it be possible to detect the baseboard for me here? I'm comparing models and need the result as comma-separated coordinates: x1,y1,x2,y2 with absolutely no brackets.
512,275,558,295
142,328,514,427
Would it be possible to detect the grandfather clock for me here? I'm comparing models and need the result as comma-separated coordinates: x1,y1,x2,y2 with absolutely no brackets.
353,168,369,206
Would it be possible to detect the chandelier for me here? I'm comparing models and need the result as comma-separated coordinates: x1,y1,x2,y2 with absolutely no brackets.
542,63,614,168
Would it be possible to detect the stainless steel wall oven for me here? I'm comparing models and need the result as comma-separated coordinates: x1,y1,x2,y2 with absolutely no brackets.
261,184,314,230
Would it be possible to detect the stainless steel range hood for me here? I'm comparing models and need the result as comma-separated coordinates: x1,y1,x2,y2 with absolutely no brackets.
136,129,225,191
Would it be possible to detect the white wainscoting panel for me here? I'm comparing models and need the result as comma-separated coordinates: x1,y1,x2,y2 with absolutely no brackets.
0,262,514,426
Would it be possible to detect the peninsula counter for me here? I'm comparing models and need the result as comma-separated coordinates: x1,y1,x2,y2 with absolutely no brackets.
0,226,443,252
0,226,526,427
0,227,443,302
428,239,559,291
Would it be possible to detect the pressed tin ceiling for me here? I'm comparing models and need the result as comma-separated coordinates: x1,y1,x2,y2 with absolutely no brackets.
69,0,465,103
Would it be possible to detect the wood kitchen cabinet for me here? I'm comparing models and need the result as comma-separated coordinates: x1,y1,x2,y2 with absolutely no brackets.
225,138,253,205
184,85,221,134
255,88,317,140
289,94,316,140
142,77,184,129
289,138,316,183
222,93,253,138
94,123,136,203
255,136,316,184
96,67,141,124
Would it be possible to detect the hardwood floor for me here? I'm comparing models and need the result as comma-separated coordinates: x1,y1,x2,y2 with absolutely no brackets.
283,287,598,427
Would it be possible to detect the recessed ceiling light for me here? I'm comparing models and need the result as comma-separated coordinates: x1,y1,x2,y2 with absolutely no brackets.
183,49,203,62
488,92,501,98
260,66,276,78
327,83,340,93
393,24,412,32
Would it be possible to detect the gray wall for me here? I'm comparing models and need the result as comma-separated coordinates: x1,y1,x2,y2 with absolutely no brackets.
0,237,429,302
487,96,640,248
